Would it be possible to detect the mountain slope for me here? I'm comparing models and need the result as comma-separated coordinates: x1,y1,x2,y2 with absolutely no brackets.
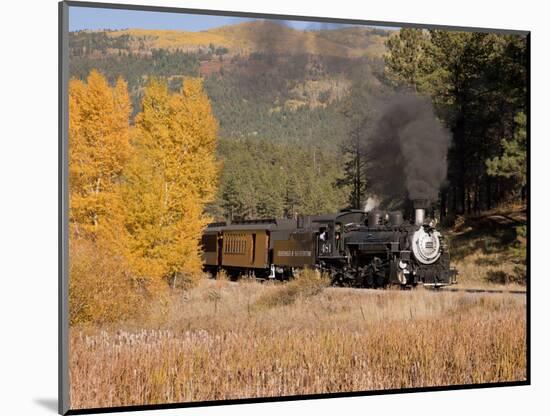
103,20,389,58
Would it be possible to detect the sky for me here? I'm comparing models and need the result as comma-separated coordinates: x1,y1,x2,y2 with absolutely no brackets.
68,6,395,32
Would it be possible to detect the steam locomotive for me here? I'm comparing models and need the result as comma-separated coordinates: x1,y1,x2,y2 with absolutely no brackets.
201,199,456,288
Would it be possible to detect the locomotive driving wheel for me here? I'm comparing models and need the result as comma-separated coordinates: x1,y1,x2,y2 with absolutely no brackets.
330,267,355,287
364,267,375,288
331,271,346,287
363,257,388,288
375,271,388,288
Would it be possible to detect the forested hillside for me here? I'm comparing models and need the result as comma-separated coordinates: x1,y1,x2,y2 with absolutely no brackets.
71,21,389,58
69,22,390,220
69,22,527,223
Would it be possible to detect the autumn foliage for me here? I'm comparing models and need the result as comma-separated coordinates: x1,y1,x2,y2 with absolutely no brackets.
69,70,131,239
124,78,219,285
69,70,219,325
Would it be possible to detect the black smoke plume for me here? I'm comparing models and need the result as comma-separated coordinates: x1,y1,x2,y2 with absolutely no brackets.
365,94,451,205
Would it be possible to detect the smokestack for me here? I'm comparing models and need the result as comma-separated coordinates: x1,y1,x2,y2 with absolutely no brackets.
413,199,428,226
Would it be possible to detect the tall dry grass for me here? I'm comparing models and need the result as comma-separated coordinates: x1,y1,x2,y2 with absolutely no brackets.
69,278,526,409
253,269,330,309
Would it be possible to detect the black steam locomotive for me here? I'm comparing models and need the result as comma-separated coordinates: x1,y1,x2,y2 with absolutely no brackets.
202,199,456,288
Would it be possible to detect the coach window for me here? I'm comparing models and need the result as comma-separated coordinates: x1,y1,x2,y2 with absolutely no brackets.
252,234,256,263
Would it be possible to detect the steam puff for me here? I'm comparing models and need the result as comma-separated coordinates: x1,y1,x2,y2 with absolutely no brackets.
366,94,451,204
364,196,380,212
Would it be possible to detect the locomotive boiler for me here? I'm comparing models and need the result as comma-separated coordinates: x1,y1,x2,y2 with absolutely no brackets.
201,199,456,288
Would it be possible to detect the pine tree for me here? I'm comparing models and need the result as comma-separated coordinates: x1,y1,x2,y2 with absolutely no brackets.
336,77,373,209
284,175,300,218
384,28,432,92
486,112,527,189
221,176,243,222
384,30,527,214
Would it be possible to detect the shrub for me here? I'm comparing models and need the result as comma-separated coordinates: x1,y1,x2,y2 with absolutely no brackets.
69,238,165,326
254,268,330,309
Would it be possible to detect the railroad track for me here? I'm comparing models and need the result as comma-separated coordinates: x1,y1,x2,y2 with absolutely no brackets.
228,277,527,296
425,287,526,295
324,285,527,295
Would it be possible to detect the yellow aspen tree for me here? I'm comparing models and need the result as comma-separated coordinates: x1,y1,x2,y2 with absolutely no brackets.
69,70,131,239
69,70,144,324
124,77,219,285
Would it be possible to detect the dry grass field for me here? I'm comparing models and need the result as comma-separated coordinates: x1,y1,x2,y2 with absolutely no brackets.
69,271,527,409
